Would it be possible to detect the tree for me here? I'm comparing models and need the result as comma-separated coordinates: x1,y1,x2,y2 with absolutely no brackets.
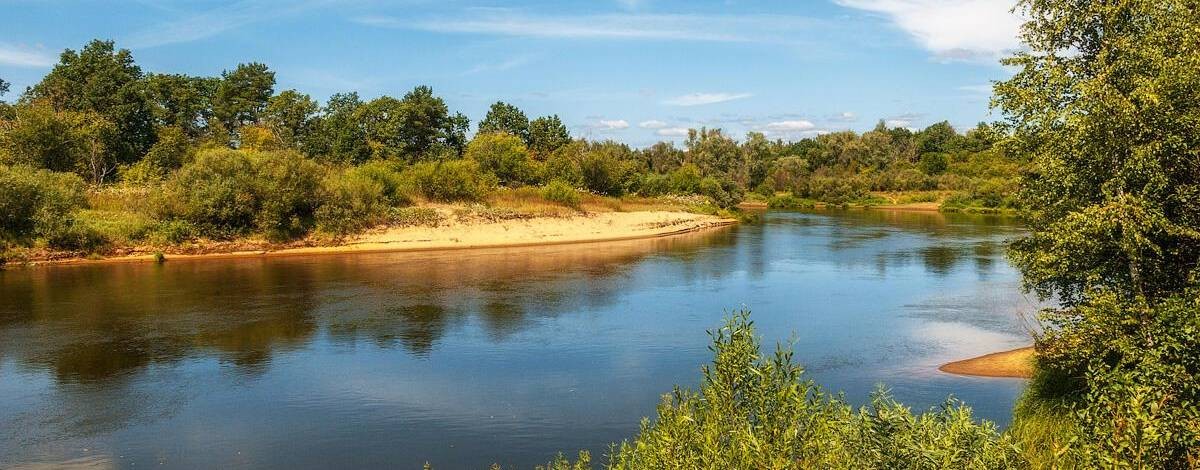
685,128,739,176
26,39,154,166
145,73,218,138
914,121,959,156
262,89,318,149
478,101,529,143
0,101,118,182
997,1,1200,464
998,0,1200,307
0,77,9,98
528,115,570,157
303,92,370,164
355,87,468,162
213,62,275,137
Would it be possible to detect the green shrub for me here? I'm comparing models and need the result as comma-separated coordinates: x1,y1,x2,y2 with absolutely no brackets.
637,173,671,197
668,164,702,194
315,169,389,236
0,164,88,245
161,148,324,240
542,146,584,187
577,147,628,196
467,133,536,186
541,180,581,208
404,159,496,202
389,207,442,227
592,312,1020,469
918,152,949,175
768,193,816,209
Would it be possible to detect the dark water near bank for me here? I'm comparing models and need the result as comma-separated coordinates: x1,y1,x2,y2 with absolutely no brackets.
0,210,1036,469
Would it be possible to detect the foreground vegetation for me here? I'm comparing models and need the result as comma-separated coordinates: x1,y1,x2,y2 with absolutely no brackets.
0,39,1021,263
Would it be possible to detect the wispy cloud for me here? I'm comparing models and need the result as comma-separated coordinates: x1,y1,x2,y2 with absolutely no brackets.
765,120,816,132
126,0,338,48
463,55,536,75
638,119,668,129
834,0,1022,61
656,127,690,137
0,43,55,67
884,112,925,129
598,119,630,130
827,111,859,123
662,92,752,107
356,12,830,44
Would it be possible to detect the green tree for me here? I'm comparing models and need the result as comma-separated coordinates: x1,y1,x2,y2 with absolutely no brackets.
262,89,318,149
0,77,9,98
685,127,739,176
25,39,154,166
997,1,1200,465
213,62,275,136
0,101,118,183
145,73,218,138
528,115,570,157
303,92,370,164
355,87,468,162
478,101,529,143
914,121,960,156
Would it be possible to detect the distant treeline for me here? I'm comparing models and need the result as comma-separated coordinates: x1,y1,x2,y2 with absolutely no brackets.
0,39,1022,255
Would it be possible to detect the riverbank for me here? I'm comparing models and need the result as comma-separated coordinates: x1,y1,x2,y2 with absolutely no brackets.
940,347,1034,378
13,209,735,266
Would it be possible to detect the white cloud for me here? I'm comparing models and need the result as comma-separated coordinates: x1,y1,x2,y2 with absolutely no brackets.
596,119,630,130
357,12,829,44
656,127,690,137
662,92,752,106
638,120,669,129
765,120,816,132
0,43,55,68
834,0,1022,61
828,111,858,123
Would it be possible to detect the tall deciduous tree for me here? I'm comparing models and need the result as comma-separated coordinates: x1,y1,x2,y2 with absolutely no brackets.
528,115,570,158
145,73,218,138
478,101,529,143
263,89,318,149
213,62,275,137
998,0,1200,306
304,92,370,164
26,40,153,166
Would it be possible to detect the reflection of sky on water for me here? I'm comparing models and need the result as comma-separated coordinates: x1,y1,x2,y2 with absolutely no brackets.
0,209,1037,469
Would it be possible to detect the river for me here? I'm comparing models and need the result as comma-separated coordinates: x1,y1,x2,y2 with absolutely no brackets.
0,209,1036,468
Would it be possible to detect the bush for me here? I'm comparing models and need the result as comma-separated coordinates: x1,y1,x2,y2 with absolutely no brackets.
919,152,949,175
637,173,671,197
467,133,536,186
668,164,702,194
161,148,324,240
542,145,584,187
315,169,389,236
404,159,496,202
592,312,1020,469
541,180,580,208
0,164,88,245
578,147,628,196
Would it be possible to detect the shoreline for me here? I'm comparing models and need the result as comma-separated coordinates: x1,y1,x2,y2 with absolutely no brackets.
14,211,736,268
939,347,1034,379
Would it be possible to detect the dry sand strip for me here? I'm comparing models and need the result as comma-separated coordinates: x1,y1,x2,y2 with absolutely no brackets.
939,347,1035,379
28,211,736,266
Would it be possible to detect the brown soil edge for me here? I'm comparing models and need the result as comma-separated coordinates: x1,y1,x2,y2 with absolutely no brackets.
939,347,1035,379
14,217,738,268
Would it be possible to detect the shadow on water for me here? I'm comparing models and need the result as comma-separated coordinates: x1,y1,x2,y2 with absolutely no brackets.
0,209,1036,469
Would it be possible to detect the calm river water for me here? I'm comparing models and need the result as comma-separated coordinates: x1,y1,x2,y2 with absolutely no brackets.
0,209,1036,469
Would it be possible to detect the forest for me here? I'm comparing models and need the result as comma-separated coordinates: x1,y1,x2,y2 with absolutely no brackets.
0,39,1020,262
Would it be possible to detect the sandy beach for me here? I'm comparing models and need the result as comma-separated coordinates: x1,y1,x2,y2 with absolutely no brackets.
20,210,735,266
939,347,1035,379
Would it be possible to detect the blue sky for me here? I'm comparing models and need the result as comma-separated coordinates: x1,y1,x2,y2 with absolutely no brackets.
0,0,1024,146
